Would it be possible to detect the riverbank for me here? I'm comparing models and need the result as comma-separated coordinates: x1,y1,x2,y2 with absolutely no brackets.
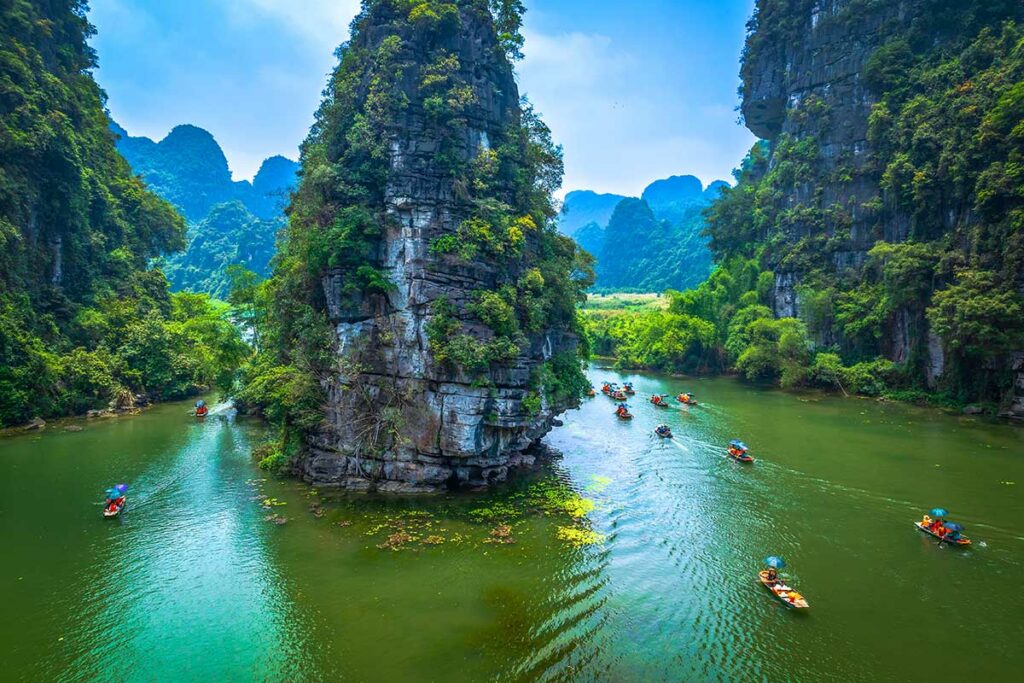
0,392,221,439
589,355,1019,421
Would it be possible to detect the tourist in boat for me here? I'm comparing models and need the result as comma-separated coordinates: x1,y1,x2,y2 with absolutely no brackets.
194,399,208,417
103,484,128,516
765,567,779,585
655,424,672,438
623,382,635,394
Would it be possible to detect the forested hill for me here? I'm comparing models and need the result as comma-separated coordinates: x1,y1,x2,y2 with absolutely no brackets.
112,123,298,297
686,0,1024,414
0,0,246,427
561,175,727,292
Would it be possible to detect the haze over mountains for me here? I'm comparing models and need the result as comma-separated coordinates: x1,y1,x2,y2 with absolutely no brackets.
111,123,298,298
560,175,729,292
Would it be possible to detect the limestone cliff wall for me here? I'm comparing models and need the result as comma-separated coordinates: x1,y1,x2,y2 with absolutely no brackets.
299,3,580,491
740,0,1024,414
741,1,944,377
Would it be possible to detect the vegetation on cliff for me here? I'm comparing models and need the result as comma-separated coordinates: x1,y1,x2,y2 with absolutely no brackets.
0,1,248,426
236,0,592,463
591,3,1024,410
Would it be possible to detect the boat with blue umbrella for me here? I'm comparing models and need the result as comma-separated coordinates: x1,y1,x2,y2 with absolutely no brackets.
727,440,754,463
758,556,809,608
915,507,971,545
103,484,128,518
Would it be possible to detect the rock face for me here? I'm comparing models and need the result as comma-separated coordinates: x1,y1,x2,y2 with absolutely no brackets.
296,2,582,492
739,0,1023,408
742,1,905,261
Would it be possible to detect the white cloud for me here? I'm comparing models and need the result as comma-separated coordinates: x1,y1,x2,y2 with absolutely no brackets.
224,0,360,49
516,26,751,197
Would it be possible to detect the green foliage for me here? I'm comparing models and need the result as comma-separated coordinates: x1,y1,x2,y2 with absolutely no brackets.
489,0,526,61
0,1,248,426
927,270,1024,358
715,7,1024,406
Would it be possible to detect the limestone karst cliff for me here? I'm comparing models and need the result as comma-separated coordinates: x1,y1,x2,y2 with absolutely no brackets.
239,0,591,490
713,0,1024,413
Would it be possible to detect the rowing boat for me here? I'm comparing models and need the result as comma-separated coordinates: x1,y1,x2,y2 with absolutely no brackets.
758,570,809,608
914,522,971,546
727,448,754,463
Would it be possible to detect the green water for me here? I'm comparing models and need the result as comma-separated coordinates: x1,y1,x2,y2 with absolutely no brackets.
2,368,1023,682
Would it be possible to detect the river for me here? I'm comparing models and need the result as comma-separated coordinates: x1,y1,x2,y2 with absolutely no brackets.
1,368,1022,682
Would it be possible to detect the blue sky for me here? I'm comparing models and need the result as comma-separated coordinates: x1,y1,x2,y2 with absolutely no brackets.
90,0,756,196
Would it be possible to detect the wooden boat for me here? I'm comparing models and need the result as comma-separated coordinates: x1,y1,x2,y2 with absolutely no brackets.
649,395,670,407
615,408,633,420
611,391,628,401
727,448,754,463
103,498,126,518
623,383,635,395
914,522,971,546
676,393,697,405
655,426,672,438
758,570,809,609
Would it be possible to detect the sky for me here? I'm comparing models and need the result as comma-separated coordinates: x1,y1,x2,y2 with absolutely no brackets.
89,0,757,197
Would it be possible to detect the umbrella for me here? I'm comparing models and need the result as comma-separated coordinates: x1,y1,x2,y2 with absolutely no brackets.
764,556,786,568
929,507,948,517
943,522,964,532
115,484,129,494
196,399,206,408
730,440,749,451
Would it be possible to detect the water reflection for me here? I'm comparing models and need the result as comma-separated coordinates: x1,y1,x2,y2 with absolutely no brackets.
40,414,315,681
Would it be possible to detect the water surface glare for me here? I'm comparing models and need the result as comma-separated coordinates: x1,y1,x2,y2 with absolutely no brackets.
1,368,1022,681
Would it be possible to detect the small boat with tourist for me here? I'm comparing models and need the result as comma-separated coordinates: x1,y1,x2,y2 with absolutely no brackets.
915,508,971,546
727,440,754,463
655,424,673,438
759,556,809,609
677,393,697,405
103,484,128,518
614,404,634,420
650,394,670,407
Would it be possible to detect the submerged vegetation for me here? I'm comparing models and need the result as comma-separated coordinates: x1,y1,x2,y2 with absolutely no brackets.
245,466,607,551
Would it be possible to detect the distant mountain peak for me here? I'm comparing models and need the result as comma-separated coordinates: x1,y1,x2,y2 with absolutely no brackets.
641,175,705,203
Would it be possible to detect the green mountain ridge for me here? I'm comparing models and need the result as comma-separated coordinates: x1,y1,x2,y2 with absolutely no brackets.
564,174,728,292
111,122,299,297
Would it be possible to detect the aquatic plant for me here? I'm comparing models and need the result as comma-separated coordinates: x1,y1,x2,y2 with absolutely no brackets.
556,527,606,547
